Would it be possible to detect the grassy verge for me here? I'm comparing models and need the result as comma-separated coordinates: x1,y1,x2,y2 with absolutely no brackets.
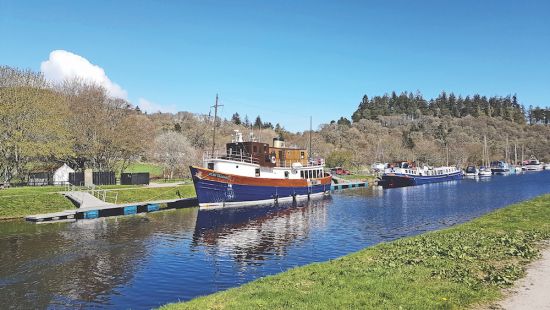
337,174,377,183
162,194,550,310
123,162,164,178
105,185,195,204
0,184,196,219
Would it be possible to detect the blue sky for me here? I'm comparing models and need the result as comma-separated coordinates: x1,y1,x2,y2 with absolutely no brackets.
1,0,549,131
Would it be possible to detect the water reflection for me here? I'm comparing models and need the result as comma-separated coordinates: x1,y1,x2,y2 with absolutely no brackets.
0,209,198,309
192,198,330,267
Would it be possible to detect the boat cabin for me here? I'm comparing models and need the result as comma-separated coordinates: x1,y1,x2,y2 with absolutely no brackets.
204,130,324,180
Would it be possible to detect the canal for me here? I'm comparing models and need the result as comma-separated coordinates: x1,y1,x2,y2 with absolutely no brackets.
1,172,549,309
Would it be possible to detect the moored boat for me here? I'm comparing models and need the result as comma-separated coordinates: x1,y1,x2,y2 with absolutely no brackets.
478,167,492,177
490,161,510,174
463,165,478,178
190,131,331,208
523,157,543,171
378,161,463,189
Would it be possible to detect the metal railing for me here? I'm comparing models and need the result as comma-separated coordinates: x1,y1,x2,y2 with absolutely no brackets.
64,184,118,204
203,151,325,168
203,151,259,165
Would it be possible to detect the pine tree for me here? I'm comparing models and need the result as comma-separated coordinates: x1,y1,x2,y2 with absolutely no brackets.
254,115,262,128
231,112,241,125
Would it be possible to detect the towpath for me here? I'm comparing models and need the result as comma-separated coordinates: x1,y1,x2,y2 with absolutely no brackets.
497,244,550,309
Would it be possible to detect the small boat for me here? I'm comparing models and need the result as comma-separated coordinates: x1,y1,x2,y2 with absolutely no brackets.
190,130,331,208
478,167,492,177
463,165,478,177
490,161,510,174
544,163,550,170
478,135,492,177
378,161,463,188
523,157,543,171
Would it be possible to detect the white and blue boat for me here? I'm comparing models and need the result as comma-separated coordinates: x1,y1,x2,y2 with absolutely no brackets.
190,131,332,208
490,161,510,174
378,162,463,188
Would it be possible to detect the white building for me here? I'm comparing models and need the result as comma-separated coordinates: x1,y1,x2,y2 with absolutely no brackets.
53,164,75,185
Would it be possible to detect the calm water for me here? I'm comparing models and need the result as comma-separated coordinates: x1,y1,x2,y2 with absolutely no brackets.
1,172,549,309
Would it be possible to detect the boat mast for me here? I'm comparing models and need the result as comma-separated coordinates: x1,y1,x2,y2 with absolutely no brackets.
514,142,518,165
483,135,488,167
211,94,223,156
505,135,509,164
309,116,312,162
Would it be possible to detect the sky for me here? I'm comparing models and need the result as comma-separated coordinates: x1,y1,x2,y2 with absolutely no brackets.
1,0,549,131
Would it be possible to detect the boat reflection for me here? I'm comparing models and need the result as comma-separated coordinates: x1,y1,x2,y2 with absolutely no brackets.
192,197,331,266
0,209,198,309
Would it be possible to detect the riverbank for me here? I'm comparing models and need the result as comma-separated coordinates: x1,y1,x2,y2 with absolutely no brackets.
0,184,195,220
162,194,550,309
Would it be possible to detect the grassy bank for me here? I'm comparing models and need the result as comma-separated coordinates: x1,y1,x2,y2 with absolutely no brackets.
105,185,195,204
162,194,550,310
0,184,196,219
338,173,376,182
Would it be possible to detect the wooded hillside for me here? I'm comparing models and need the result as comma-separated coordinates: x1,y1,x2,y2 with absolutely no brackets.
1,65,549,183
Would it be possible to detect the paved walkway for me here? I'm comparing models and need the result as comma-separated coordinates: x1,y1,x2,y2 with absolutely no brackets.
498,245,550,309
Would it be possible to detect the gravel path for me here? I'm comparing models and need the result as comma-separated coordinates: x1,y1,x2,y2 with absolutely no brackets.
498,245,550,310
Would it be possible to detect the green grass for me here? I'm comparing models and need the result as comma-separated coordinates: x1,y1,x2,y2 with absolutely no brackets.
123,162,164,178
161,194,550,310
0,193,75,219
0,184,196,219
105,185,195,204
338,174,376,182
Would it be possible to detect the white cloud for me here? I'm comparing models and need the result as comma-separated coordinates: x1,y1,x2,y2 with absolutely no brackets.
40,50,128,99
138,98,178,114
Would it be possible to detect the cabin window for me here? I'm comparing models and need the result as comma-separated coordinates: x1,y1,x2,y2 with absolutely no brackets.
300,171,305,179
300,151,305,159
208,163,214,170
285,171,289,178
255,168,260,177
253,145,258,153
236,165,239,168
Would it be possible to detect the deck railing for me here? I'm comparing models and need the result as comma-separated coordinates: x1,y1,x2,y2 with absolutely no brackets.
203,151,324,168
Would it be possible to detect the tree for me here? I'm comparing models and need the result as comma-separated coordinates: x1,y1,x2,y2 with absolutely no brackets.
337,117,351,126
231,112,241,125
254,115,262,128
0,67,72,182
152,131,197,179
326,149,352,168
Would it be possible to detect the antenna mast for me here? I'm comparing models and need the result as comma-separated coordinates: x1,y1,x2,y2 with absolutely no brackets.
211,94,223,155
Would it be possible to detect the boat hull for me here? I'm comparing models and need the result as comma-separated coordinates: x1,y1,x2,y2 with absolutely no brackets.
491,168,509,174
190,166,332,208
379,171,463,189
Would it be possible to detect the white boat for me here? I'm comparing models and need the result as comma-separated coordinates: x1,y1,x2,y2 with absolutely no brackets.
478,167,492,177
478,136,492,177
523,157,543,171
544,163,550,170
463,165,478,177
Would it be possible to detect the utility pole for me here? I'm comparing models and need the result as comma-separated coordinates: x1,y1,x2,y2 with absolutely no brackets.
211,94,223,156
